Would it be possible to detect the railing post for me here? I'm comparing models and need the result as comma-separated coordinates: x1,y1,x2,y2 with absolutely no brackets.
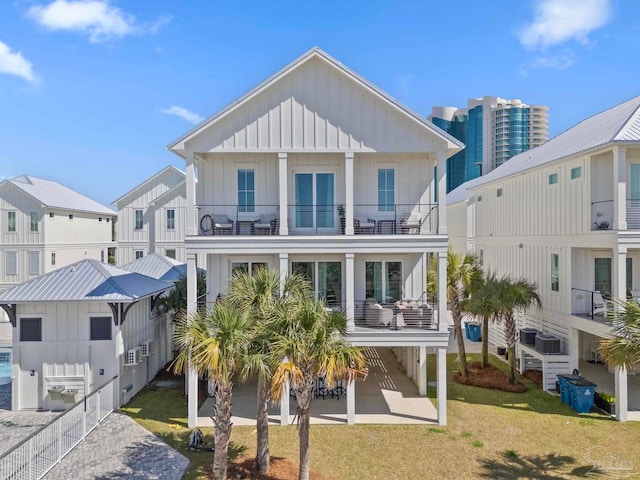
96,389,101,424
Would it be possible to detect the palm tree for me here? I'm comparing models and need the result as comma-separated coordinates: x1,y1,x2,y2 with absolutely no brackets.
464,272,500,368
599,299,640,371
427,247,483,377
269,294,367,480
172,302,252,480
226,267,310,475
156,271,207,321
494,276,542,384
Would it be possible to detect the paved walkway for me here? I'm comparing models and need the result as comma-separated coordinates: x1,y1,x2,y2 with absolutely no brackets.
44,412,189,480
0,383,189,479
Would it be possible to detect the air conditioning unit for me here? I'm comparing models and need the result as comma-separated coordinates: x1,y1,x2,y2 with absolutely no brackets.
125,348,142,366
141,341,152,357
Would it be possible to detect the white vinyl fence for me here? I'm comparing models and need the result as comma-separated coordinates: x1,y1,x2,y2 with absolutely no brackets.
0,376,117,480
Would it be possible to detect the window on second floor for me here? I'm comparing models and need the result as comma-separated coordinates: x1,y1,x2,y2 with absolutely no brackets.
551,253,559,292
165,249,176,259
30,212,38,232
378,168,395,212
238,170,255,213
135,250,144,260
548,173,558,185
497,188,503,197
166,209,175,230
134,209,143,230
7,211,16,232
6,251,17,276
51,252,56,266
29,251,39,276
570,166,582,180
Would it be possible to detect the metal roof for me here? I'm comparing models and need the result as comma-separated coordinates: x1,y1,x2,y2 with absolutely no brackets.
448,96,640,202
3,176,115,215
120,253,187,282
0,259,173,304
167,46,464,155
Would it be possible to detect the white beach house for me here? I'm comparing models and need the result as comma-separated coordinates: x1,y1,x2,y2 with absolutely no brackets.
113,166,186,264
167,47,461,427
448,96,640,421
0,258,174,411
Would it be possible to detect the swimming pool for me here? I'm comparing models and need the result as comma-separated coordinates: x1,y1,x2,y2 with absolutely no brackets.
0,349,11,385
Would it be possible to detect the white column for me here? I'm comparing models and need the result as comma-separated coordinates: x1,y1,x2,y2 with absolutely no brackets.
437,251,448,332
278,153,289,235
418,346,427,396
613,146,627,231
436,347,447,425
279,253,289,294
569,328,580,373
613,246,627,302
345,152,354,235
437,151,447,235
347,380,356,425
345,253,355,331
615,366,628,422
186,151,197,236
280,380,290,426
187,253,198,428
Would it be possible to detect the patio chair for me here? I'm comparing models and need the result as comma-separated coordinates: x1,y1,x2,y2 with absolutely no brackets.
364,298,393,327
211,214,234,235
253,213,277,235
400,212,421,234
592,291,613,317
354,217,376,234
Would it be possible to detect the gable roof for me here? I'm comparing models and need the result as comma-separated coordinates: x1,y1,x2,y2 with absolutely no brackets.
0,259,172,303
149,180,186,206
167,46,463,156
451,96,640,198
3,176,115,215
112,165,185,206
120,253,187,282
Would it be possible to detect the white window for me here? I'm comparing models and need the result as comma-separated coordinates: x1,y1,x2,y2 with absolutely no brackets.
6,251,17,276
231,261,268,279
238,170,255,213
548,173,558,185
51,252,56,266
551,254,559,292
30,212,38,232
90,317,112,341
365,261,402,303
7,211,16,232
135,250,144,260
378,169,395,212
20,318,42,342
166,209,175,230
570,166,582,179
29,252,39,276
497,188,503,197
165,249,176,259
134,209,143,230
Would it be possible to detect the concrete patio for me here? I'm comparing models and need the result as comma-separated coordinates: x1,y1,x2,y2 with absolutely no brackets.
198,346,439,426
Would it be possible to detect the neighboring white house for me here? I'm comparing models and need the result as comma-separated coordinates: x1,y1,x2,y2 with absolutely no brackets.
167,47,462,427
0,175,116,339
113,166,186,264
448,96,640,421
0,259,174,410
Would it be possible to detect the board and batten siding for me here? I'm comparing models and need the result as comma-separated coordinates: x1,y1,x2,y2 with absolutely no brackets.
0,184,45,246
44,209,112,244
186,57,445,154
447,201,468,255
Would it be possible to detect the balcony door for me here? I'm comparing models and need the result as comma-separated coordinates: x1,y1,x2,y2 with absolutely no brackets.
594,258,611,296
291,261,342,307
294,173,336,233
365,261,402,303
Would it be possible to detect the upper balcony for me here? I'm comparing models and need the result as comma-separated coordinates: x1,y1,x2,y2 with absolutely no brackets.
196,203,439,236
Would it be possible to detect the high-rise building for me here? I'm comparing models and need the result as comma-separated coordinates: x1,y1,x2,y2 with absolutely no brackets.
429,96,548,192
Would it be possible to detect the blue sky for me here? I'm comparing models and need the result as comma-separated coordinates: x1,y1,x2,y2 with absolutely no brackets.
0,0,638,207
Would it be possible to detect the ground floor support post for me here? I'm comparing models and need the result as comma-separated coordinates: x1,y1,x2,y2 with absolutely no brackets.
569,328,579,373
188,366,198,428
347,380,355,425
281,380,290,426
418,347,427,396
437,347,447,425
615,366,628,422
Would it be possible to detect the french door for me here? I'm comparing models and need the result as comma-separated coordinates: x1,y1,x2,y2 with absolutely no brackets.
294,173,336,233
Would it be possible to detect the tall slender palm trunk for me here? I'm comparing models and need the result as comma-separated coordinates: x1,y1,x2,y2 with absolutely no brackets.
256,376,270,473
296,376,315,480
451,296,468,377
213,384,233,480
505,315,517,384
481,314,490,368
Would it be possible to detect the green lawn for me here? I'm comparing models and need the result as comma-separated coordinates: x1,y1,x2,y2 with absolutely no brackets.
122,353,640,479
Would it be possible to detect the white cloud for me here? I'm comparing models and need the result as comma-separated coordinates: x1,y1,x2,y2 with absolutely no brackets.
519,0,612,49
161,106,203,125
27,0,170,43
519,51,574,76
0,41,39,84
